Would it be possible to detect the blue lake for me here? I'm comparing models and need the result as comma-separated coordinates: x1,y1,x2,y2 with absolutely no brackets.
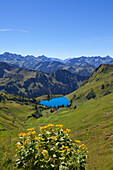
39,97,69,108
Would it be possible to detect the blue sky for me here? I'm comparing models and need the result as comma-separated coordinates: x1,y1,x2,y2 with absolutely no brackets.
0,0,113,59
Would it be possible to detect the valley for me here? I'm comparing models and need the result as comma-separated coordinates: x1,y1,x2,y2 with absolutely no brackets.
0,64,113,169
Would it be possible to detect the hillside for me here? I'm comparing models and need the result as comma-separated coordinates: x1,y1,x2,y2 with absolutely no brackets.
25,64,113,169
0,64,113,169
0,62,86,97
67,64,113,104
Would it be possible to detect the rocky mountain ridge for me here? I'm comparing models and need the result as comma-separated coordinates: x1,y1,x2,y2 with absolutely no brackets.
0,52,113,76
0,62,86,97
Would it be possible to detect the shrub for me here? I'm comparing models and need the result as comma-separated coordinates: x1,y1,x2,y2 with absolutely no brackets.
101,84,105,89
86,89,96,100
15,125,88,169
74,105,77,109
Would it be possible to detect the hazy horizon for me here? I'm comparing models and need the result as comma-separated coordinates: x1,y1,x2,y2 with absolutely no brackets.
1,51,113,60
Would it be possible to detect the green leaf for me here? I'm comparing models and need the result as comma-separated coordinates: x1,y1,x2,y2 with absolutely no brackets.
34,160,38,165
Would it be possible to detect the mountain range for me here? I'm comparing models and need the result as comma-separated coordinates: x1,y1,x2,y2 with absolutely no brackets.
0,52,113,76
0,62,86,97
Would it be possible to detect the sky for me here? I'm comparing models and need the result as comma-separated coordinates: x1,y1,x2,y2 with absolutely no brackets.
0,0,113,59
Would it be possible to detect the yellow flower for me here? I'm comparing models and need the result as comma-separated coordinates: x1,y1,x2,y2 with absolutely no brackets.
74,140,81,143
50,136,57,140
31,128,34,131
80,144,88,149
27,128,34,131
67,148,70,152
31,131,36,135
59,150,65,153
66,129,71,133
63,130,67,133
40,126,47,130
77,149,81,152
41,138,44,141
47,124,54,127
19,133,27,137
24,141,29,144
27,132,31,136
22,133,27,137
56,124,63,128
62,146,69,151
17,144,23,147
18,133,23,137
35,137,39,140
42,150,48,156
65,146,69,149
62,145,68,148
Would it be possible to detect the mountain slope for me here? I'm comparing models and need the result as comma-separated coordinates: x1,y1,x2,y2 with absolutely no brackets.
0,62,86,97
67,64,113,105
25,64,113,169
27,93,113,170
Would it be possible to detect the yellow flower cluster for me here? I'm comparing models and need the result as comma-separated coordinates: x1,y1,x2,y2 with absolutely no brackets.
41,138,44,141
40,124,54,130
62,145,70,152
56,124,63,128
80,144,88,149
77,149,81,152
40,124,64,130
42,150,48,156
74,140,81,143
48,124,54,127
27,128,35,131
27,131,36,136
24,141,29,144
59,150,65,153
18,131,36,137
35,137,39,140
50,136,57,140
66,129,71,133
18,133,27,137
63,129,71,134
17,143,23,147
62,146,69,149
34,137,44,141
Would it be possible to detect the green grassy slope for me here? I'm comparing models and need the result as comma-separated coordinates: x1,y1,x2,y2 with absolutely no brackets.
67,64,113,105
25,93,113,170
0,97,34,169
25,64,113,169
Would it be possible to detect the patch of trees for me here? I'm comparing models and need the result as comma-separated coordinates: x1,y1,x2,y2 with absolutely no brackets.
86,89,96,100
101,84,105,89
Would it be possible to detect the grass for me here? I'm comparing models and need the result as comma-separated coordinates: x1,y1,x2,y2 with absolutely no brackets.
25,93,113,169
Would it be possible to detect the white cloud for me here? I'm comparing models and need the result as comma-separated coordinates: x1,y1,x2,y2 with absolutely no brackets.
0,29,15,32
18,29,29,33
0,29,29,33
